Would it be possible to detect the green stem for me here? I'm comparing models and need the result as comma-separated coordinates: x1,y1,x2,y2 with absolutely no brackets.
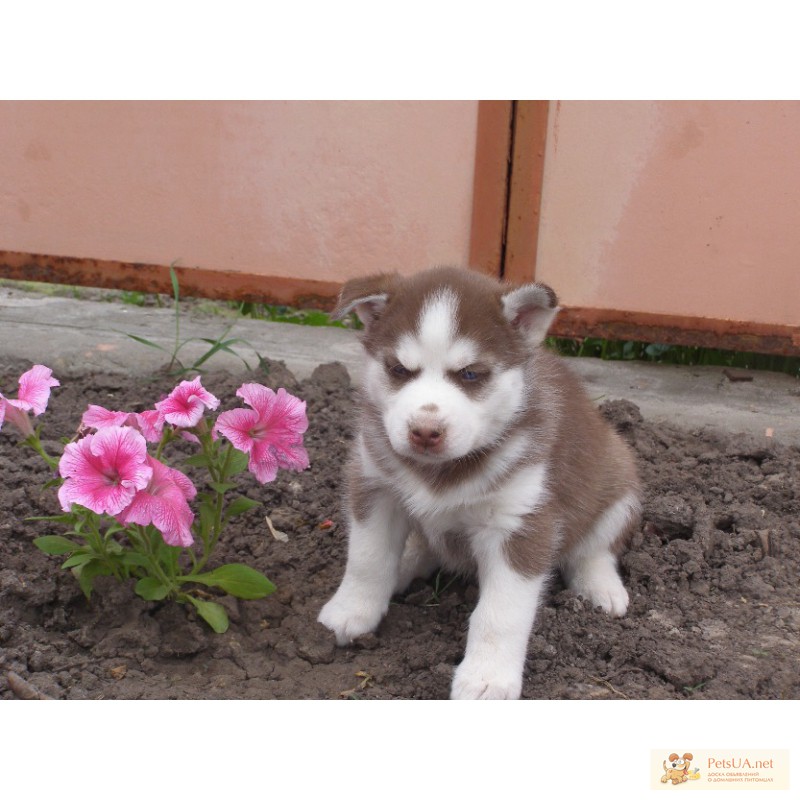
192,444,234,574
86,514,124,581
23,432,59,470
154,427,175,461
168,264,181,372
128,524,176,594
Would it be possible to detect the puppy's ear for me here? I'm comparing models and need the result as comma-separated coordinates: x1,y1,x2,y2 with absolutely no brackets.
332,273,399,329
683,754,693,761
501,282,559,345
669,754,680,762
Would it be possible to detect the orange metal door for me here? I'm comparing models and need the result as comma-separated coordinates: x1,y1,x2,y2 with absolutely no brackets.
502,101,800,356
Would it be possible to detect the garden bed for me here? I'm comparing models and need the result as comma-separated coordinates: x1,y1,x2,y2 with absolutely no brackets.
1,356,799,700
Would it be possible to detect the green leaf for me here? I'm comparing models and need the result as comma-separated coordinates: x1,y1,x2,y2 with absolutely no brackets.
74,561,111,600
224,496,261,521
186,596,229,633
61,552,96,569
103,522,126,538
190,337,237,370
26,513,79,525
135,577,171,601
197,499,216,539
122,332,169,353
169,265,181,302
160,543,181,572
227,449,250,476
209,481,236,494
188,564,275,600
184,453,211,469
192,335,253,371
119,552,151,570
33,535,79,556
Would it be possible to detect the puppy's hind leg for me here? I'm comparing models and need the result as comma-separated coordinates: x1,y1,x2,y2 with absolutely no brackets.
395,528,440,594
560,491,640,617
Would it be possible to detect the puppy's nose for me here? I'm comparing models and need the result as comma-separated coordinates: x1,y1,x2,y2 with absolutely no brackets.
409,423,444,452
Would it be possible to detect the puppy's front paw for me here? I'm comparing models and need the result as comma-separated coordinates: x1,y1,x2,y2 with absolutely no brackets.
567,559,630,617
318,588,385,646
592,581,629,617
575,571,629,617
450,657,522,700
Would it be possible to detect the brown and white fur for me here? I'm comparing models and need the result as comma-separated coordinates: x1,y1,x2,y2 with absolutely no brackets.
318,266,641,699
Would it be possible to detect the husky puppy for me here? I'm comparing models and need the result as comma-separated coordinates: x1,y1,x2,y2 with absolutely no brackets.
318,266,641,699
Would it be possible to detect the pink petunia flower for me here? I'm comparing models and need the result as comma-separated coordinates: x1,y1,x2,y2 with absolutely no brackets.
0,398,34,437
135,409,165,442
213,384,309,484
81,404,164,443
13,365,60,415
116,456,197,547
58,426,153,516
1,364,60,436
155,376,220,428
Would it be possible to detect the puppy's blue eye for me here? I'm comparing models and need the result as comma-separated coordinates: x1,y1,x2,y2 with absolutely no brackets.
459,368,479,381
391,364,413,378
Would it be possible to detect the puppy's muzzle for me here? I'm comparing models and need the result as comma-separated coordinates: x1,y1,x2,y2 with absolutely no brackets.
408,411,446,455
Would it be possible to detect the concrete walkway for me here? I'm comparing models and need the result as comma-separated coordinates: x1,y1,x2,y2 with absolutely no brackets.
1,286,799,446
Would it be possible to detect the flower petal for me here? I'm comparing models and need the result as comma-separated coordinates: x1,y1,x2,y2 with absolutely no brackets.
235,383,276,417
82,404,132,429
116,490,158,527
133,409,165,443
58,428,151,516
16,365,60,416
0,398,34,437
150,492,195,547
89,427,151,489
247,441,280,483
212,408,260,453
167,465,197,501
116,457,196,547
156,376,220,428
273,388,309,436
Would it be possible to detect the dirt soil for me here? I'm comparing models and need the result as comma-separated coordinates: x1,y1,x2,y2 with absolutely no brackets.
1,355,799,701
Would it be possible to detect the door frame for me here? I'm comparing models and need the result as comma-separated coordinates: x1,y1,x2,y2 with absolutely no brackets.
477,100,800,356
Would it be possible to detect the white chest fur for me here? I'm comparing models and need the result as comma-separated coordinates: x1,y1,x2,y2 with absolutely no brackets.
406,460,549,572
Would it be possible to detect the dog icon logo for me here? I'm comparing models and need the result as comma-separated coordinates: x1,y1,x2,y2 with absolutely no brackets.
661,752,702,785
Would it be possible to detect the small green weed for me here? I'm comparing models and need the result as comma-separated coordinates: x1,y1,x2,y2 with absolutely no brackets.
122,264,258,376
682,681,710,694
0,278,88,299
233,301,353,329
118,290,148,306
424,570,459,606
548,336,800,378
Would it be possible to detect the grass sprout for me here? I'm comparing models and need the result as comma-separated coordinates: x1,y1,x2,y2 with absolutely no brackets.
121,264,257,376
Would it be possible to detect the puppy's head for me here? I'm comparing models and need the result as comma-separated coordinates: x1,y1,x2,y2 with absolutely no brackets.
333,267,559,463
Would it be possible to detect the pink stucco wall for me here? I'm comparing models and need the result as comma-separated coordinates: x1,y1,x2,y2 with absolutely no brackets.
0,101,479,282
3,100,797,335
536,101,800,327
